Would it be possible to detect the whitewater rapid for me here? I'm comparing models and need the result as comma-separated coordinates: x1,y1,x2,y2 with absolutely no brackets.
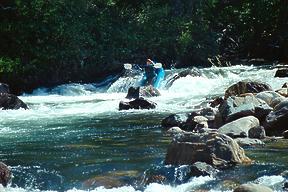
1,65,288,192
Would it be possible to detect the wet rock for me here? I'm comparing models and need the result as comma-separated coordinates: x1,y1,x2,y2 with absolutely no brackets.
167,127,186,135
256,91,284,108
284,181,288,190
209,97,224,108
265,100,288,136
165,68,201,88
0,83,9,94
283,130,288,139
165,132,251,167
234,138,264,147
0,93,28,110
270,97,287,109
274,68,288,78
215,95,271,126
125,85,160,99
162,108,216,131
224,80,272,99
189,162,218,177
233,183,273,192
0,162,11,187
144,175,166,185
119,98,156,110
162,113,189,129
276,88,288,97
248,126,266,139
218,116,260,138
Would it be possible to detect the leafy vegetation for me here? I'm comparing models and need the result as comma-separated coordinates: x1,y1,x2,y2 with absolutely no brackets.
0,0,287,93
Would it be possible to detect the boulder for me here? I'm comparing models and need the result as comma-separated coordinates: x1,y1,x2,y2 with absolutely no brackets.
0,93,28,110
256,91,284,107
165,68,201,88
234,138,264,147
0,83,9,94
276,88,288,97
233,183,273,192
265,100,288,136
218,116,260,138
165,132,251,167
125,85,160,99
0,162,11,187
248,126,266,139
162,113,189,129
162,107,216,131
224,80,272,99
274,68,288,78
119,98,156,110
215,95,271,127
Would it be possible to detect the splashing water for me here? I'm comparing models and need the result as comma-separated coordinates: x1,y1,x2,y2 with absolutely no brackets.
1,65,288,191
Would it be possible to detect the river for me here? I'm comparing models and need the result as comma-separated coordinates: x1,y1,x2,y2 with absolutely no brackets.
0,65,287,191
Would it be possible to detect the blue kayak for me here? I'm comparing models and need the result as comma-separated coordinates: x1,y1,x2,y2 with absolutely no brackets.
153,67,165,88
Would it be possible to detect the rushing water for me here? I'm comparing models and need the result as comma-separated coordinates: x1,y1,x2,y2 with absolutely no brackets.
0,65,288,192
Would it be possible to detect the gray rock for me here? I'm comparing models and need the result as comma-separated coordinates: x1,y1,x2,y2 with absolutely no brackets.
276,88,288,97
270,97,286,109
233,183,273,192
224,80,272,99
0,93,28,110
0,162,11,187
234,138,264,147
119,98,156,110
161,113,189,129
216,95,271,127
265,101,288,136
167,127,186,135
218,116,260,138
165,132,251,167
165,68,201,88
189,162,218,177
248,126,266,139
162,107,216,131
0,83,9,94
256,91,284,107
125,85,160,99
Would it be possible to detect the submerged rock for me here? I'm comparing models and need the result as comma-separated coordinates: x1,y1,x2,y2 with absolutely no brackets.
224,80,272,99
0,162,11,187
125,85,160,99
165,132,251,167
0,83,9,94
233,183,273,192
119,98,156,110
0,93,28,110
218,116,260,138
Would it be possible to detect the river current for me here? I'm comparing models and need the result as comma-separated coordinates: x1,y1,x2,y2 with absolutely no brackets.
0,65,288,191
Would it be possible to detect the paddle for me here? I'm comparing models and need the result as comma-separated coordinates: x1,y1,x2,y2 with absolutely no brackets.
123,63,162,70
